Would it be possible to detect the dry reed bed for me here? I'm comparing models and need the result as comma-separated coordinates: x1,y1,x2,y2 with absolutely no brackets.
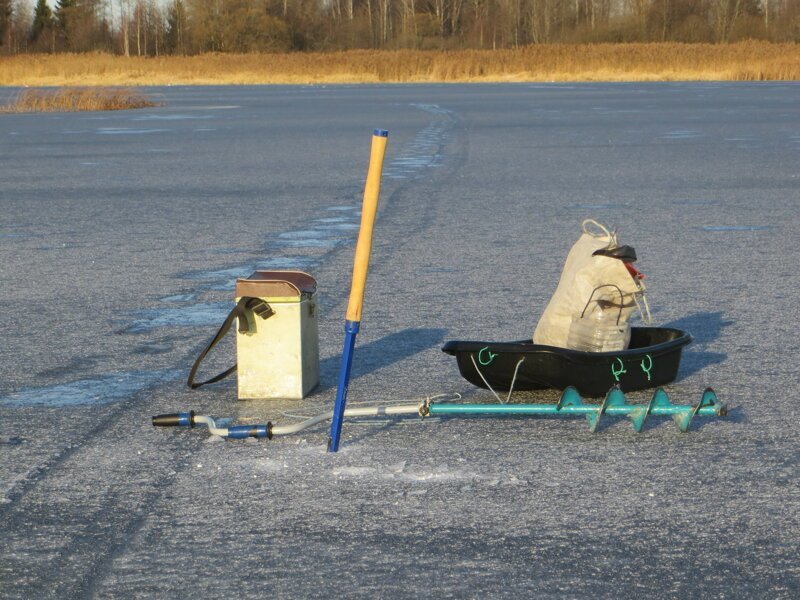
0,87,158,112
1,42,798,86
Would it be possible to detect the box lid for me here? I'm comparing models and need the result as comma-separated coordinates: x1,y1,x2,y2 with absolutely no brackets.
236,270,316,299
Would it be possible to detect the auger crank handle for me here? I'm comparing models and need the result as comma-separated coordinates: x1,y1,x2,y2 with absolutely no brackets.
152,411,195,427
226,425,272,439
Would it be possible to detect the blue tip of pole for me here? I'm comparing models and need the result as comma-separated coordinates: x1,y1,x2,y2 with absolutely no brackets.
328,321,361,452
373,129,389,138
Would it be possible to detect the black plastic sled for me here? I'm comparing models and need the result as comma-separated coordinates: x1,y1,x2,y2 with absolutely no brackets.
442,327,692,397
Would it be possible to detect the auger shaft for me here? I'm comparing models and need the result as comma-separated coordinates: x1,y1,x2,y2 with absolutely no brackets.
425,386,725,433
427,403,721,417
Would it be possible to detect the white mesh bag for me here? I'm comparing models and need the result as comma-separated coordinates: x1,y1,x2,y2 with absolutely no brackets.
533,219,650,349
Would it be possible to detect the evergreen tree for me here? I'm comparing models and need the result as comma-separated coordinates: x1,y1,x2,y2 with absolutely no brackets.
54,0,75,49
0,0,11,49
0,0,13,46
55,0,75,33
54,0,101,51
165,0,186,54
30,0,52,44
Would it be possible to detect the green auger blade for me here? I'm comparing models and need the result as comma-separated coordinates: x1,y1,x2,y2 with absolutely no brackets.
587,386,627,433
557,386,583,410
629,388,671,432
674,387,725,432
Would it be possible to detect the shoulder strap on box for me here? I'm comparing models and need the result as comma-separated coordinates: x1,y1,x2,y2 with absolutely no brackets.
187,297,273,389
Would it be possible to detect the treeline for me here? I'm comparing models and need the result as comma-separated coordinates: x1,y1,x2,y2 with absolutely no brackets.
2,0,799,55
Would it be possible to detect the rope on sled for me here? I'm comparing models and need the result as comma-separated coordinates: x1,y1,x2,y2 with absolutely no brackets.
469,354,526,404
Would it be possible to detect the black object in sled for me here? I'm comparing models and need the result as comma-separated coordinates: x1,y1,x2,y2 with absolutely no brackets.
442,327,692,397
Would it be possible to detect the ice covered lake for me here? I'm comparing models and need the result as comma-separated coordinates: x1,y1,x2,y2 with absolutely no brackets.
1,83,798,597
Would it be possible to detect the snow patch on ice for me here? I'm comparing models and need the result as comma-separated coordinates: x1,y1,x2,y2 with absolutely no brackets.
332,462,527,486
279,229,332,239
123,302,229,332
570,203,626,210
133,114,213,121
313,223,359,231
275,238,339,249
160,293,197,303
0,435,25,445
383,103,455,180
662,130,704,140
0,369,180,407
700,225,774,232
333,466,378,477
96,128,172,135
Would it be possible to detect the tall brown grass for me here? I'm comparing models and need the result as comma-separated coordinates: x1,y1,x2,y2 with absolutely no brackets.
0,87,159,112
1,42,798,86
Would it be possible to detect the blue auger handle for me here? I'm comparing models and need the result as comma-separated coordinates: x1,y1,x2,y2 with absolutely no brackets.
226,425,271,439
152,412,194,427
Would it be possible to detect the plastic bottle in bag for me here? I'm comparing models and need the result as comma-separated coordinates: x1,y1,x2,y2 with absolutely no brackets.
566,300,631,352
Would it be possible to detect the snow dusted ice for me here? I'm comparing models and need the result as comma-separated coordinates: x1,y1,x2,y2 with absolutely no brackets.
1,83,798,598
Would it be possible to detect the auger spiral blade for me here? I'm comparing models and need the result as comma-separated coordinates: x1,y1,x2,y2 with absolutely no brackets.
629,388,671,432
551,386,726,433
586,386,627,433
674,387,725,432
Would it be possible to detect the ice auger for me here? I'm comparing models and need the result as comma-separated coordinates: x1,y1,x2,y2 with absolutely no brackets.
152,386,726,441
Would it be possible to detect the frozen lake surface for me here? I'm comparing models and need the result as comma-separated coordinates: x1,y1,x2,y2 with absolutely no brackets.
1,83,798,598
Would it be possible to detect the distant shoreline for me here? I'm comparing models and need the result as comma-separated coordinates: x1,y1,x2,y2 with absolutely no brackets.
2,42,798,87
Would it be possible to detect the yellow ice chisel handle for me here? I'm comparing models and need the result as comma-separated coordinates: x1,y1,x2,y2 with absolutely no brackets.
346,130,388,322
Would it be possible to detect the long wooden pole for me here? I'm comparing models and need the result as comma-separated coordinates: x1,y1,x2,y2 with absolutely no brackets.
328,129,389,452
